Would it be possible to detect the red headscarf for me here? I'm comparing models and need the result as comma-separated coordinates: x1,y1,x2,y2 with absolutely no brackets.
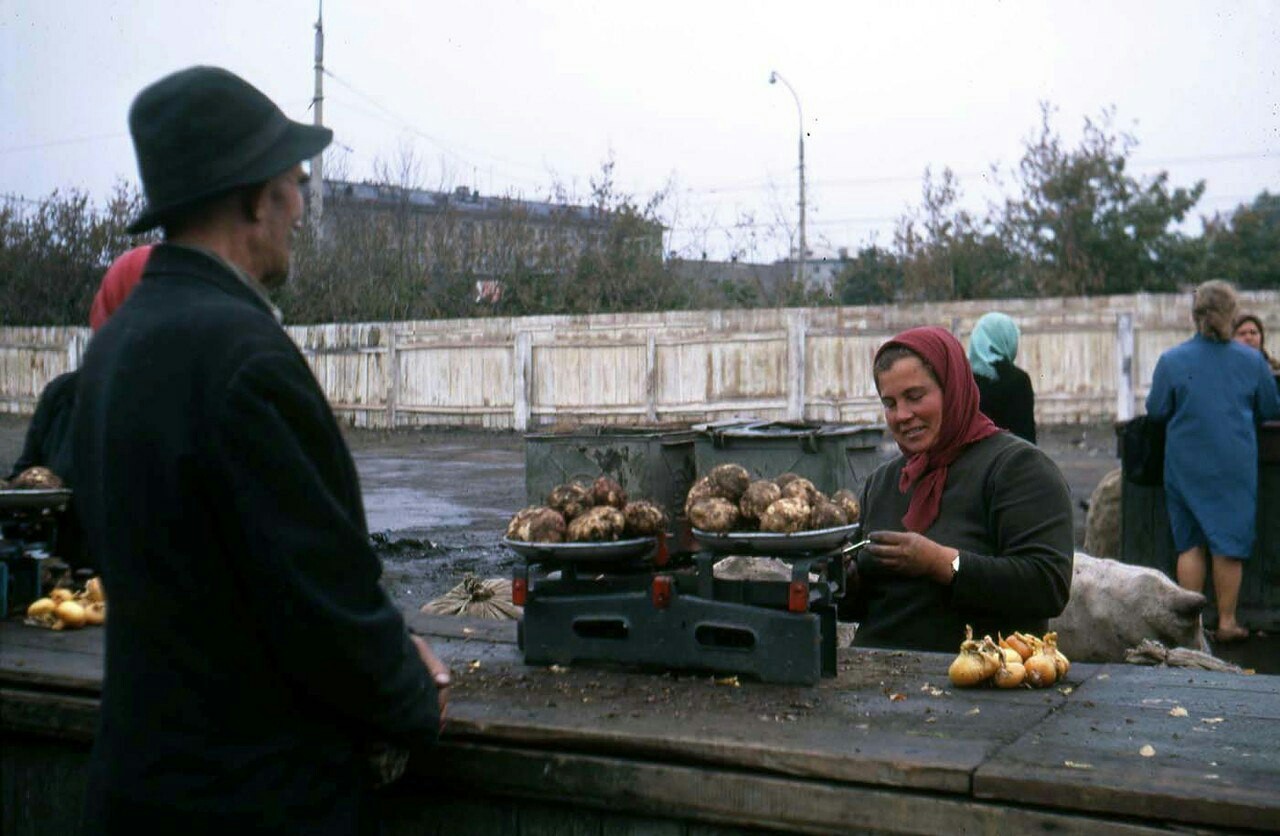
875,326,1000,533
89,245,153,331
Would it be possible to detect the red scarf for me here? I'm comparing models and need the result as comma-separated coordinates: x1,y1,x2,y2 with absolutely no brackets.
90,245,153,331
876,326,1000,533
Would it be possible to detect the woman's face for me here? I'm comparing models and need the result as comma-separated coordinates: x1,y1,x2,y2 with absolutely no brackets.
876,355,944,456
1234,320,1263,351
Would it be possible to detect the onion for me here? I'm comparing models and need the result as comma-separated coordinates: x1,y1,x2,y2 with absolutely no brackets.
949,625,996,688
978,636,1004,679
1005,632,1036,662
54,601,87,629
948,644,990,687
50,588,74,604
993,657,1026,689
27,597,56,618
995,636,1022,666
84,577,106,603
1024,647,1058,688
1043,631,1070,678
84,602,106,626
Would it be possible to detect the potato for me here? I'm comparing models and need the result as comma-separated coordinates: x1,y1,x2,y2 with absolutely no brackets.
688,498,740,533
738,480,782,522
683,476,722,517
780,477,819,507
760,497,811,534
547,483,593,520
774,472,803,491
708,464,751,502
591,476,628,510
521,508,568,543
808,500,849,530
505,506,542,539
10,466,63,490
506,506,566,543
831,489,861,524
623,500,667,537
567,505,626,542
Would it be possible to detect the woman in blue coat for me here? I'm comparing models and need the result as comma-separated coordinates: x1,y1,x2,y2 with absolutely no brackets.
1146,280,1280,642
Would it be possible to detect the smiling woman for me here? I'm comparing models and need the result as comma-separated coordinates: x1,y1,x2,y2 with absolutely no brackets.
843,326,1075,653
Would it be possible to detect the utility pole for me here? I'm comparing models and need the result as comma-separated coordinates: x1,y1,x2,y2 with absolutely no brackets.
309,0,325,232
769,71,806,289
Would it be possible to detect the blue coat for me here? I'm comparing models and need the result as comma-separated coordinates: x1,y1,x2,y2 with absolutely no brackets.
1146,334,1280,555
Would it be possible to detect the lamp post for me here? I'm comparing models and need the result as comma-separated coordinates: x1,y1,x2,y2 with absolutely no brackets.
769,70,805,289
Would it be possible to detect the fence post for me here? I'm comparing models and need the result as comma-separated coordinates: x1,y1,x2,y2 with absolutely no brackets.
1116,312,1135,422
513,329,532,432
786,310,807,421
67,328,87,372
645,330,658,423
386,324,400,430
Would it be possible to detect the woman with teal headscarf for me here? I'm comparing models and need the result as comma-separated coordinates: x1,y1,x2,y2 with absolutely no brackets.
968,312,1037,443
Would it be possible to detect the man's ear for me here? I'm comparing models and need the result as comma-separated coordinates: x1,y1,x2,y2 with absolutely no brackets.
240,183,269,223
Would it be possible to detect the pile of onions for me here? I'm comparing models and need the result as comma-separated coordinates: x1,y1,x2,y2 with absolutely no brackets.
25,577,107,631
947,626,1070,689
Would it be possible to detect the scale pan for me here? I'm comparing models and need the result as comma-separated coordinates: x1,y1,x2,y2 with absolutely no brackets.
690,522,860,555
500,536,657,563
0,488,72,513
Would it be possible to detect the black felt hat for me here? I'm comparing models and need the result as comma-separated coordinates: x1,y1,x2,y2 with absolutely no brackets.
126,66,332,234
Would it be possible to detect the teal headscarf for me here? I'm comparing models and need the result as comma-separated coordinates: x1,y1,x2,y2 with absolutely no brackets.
968,312,1020,380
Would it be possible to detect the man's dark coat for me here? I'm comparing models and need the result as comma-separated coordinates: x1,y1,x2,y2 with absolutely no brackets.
72,245,440,834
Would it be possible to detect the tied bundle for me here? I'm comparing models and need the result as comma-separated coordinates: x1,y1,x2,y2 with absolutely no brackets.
421,575,521,620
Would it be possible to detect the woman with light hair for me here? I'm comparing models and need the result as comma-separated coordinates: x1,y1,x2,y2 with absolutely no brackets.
1146,280,1280,643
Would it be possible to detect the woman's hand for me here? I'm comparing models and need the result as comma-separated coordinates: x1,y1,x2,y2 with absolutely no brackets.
865,530,957,585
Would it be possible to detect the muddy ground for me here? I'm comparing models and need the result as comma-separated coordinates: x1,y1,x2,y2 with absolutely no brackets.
0,413,1118,611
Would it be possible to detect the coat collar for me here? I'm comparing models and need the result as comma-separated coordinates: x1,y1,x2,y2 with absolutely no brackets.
144,243,284,323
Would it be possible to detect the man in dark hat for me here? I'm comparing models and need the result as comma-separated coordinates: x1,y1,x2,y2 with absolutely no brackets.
72,66,450,835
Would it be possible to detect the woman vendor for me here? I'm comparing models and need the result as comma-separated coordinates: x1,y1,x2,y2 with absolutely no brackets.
846,326,1074,652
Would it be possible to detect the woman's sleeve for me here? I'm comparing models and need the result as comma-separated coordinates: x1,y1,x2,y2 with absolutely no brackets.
948,445,1074,620
1146,355,1173,420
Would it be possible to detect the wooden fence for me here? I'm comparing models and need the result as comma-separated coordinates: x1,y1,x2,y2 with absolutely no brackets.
3,292,1278,430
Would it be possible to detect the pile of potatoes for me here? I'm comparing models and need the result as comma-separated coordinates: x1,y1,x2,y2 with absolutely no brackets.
2,466,64,490
25,577,106,630
685,463,860,534
506,476,668,544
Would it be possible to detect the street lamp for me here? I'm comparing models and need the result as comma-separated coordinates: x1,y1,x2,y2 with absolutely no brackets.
769,70,805,289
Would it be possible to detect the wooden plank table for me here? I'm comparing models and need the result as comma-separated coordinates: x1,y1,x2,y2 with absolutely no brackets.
3,612,1278,834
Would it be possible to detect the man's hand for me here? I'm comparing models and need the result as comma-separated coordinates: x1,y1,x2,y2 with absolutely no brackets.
410,634,451,721
865,530,957,585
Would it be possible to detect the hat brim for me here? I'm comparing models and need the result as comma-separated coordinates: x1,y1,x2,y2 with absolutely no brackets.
128,122,332,234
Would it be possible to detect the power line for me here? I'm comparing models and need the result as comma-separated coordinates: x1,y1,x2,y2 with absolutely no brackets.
322,69,550,188
0,131,130,155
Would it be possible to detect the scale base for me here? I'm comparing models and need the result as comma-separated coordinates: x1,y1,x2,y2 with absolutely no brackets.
520,591,837,685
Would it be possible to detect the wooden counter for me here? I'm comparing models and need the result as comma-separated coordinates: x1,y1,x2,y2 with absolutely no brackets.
3,612,1278,835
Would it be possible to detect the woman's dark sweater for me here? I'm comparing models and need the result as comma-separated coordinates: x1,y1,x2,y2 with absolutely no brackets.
850,432,1074,652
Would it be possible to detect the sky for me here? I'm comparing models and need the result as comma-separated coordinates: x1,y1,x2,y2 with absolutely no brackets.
2,0,1277,262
